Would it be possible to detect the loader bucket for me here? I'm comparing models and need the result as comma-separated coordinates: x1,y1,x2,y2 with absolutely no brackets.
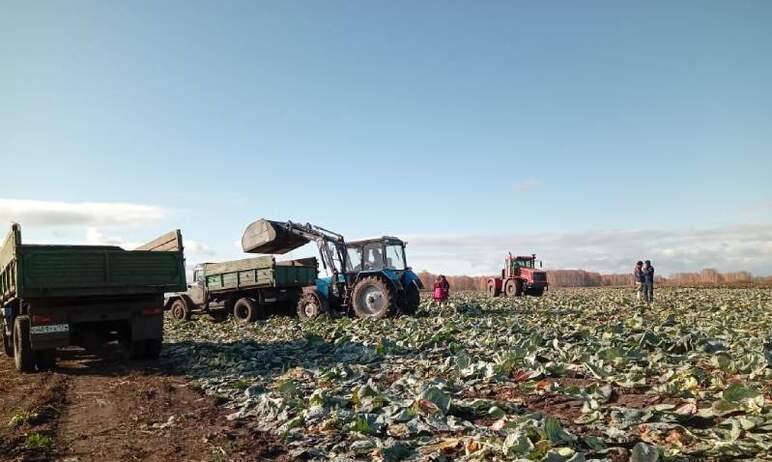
241,219,309,254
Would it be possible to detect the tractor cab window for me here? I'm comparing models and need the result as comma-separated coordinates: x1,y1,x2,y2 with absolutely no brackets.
514,259,534,269
321,241,346,274
385,244,406,270
347,246,363,272
363,243,384,271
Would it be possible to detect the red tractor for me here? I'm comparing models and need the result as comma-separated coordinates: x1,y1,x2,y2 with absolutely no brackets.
487,253,548,297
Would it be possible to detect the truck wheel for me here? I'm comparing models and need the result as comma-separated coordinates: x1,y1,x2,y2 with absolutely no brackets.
401,284,420,315
352,277,395,319
35,349,57,370
233,298,259,323
487,281,500,298
13,316,35,373
2,324,13,357
296,293,328,320
170,299,192,321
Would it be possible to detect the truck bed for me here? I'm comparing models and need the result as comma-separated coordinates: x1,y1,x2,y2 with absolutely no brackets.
203,256,317,292
0,225,186,302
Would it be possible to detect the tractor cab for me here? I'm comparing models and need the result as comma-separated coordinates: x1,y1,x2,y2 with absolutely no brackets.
507,254,541,275
346,237,408,273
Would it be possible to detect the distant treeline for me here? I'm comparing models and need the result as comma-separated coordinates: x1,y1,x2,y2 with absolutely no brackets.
417,268,772,291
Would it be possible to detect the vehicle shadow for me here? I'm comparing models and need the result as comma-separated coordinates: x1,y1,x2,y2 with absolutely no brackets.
53,344,183,377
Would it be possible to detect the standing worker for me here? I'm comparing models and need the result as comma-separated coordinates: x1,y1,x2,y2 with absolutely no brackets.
433,275,450,303
643,260,655,303
633,261,644,302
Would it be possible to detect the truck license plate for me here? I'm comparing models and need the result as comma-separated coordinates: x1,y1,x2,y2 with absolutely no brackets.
30,324,70,334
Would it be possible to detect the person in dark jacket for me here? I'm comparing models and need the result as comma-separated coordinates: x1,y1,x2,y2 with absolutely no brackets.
643,260,655,303
633,261,644,301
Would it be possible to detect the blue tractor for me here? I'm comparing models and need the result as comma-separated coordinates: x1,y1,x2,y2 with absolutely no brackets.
241,220,423,319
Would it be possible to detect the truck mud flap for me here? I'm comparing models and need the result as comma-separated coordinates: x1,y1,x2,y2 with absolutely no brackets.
131,315,163,341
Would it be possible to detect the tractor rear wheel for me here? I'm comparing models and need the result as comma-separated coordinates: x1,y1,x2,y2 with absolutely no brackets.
402,284,420,315
170,299,192,321
487,281,500,297
233,298,260,323
296,292,328,320
352,277,395,319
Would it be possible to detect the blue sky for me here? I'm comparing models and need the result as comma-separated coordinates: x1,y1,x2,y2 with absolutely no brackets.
1,1,771,275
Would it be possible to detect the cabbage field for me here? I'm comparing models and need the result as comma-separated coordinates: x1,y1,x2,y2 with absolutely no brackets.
164,288,772,461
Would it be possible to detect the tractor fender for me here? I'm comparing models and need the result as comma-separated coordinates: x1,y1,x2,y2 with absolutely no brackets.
401,270,423,290
354,270,403,293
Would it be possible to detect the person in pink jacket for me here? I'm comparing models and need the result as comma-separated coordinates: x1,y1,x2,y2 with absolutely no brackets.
432,275,450,303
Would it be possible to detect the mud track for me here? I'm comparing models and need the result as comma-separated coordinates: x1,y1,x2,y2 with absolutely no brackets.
0,346,287,462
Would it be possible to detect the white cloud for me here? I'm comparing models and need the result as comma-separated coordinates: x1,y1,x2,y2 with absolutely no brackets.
185,239,215,257
0,198,167,227
513,179,541,192
405,224,772,276
85,227,137,247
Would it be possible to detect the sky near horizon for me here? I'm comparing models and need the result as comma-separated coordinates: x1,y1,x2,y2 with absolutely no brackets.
1,1,771,276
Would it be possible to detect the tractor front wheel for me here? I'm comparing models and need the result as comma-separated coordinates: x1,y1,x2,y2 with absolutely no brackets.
352,277,395,319
296,292,328,320
504,279,523,297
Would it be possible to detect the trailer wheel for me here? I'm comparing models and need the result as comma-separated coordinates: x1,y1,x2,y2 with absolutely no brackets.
487,281,500,298
401,284,420,315
296,293,328,320
170,299,192,321
233,298,259,323
2,323,13,357
352,277,395,319
35,349,57,370
504,279,523,297
13,316,35,373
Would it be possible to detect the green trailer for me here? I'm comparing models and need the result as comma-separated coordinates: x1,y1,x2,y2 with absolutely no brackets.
0,224,186,372
165,255,318,322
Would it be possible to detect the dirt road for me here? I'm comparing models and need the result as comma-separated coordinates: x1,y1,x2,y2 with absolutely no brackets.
0,347,287,462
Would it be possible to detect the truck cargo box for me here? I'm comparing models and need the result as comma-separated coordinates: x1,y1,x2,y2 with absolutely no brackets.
0,225,186,302
202,255,317,292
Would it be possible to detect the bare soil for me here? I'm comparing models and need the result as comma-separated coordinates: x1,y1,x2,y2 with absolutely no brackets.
0,346,287,462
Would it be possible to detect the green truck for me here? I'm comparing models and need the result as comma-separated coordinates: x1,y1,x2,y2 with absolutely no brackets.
0,224,186,372
165,256,318,322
